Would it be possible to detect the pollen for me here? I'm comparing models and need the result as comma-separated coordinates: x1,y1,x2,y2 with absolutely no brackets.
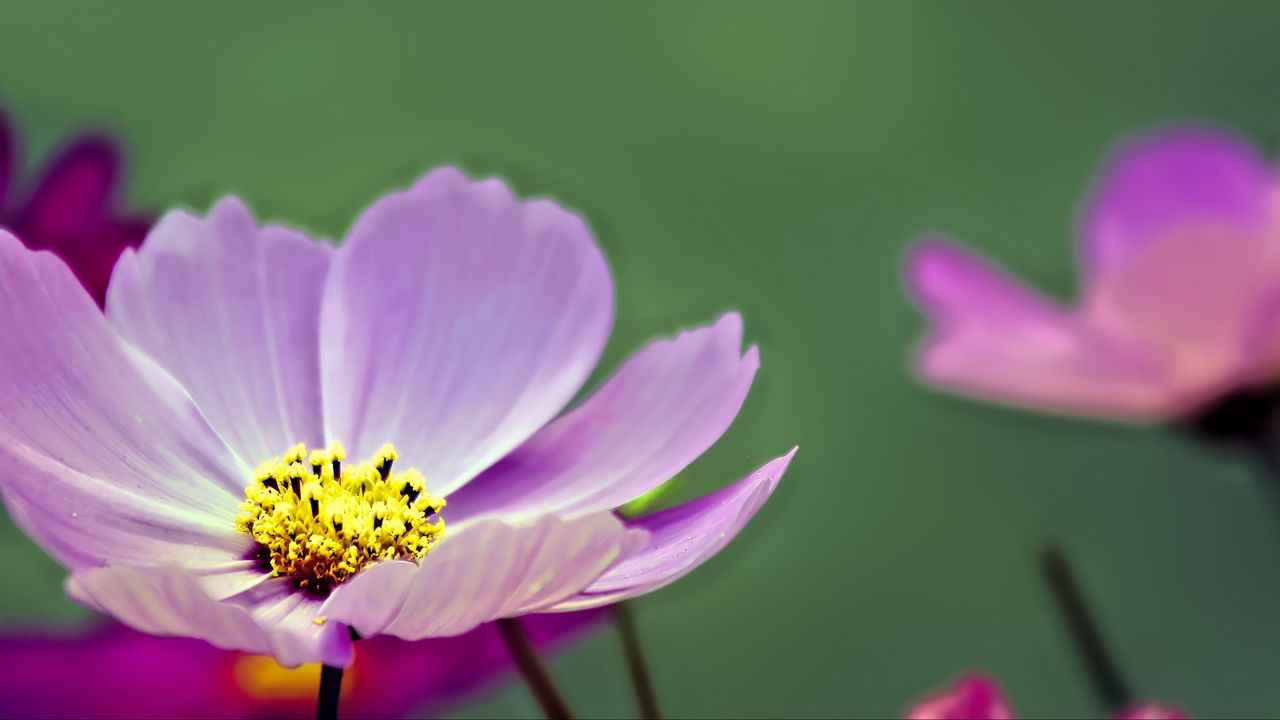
235,442,445,596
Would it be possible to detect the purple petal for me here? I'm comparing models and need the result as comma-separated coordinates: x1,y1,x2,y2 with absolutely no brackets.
326,513,641,639
1079,125,1271,279
15,135,119,236
0,231,247,571
904,673,1016,720
449,313,757,520
320,167,613,494
9,133,148,305
318,560,418,638
1240,285,1280,375
1081,222,1280,401
0,622,245,720
60,213,151,308
107,198,331,464
552,449,794,609
907,239,1178,418
0,612,606,720
68,566,352,668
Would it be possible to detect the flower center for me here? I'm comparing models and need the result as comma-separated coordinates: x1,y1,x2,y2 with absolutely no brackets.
236,442,445,596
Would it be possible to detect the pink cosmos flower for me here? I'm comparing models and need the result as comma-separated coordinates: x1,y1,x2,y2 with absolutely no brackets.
0,123,610,715
0,613,602,719
906,674,1187,720
907,126,1280,421
0,166,794,668
0,109,150,306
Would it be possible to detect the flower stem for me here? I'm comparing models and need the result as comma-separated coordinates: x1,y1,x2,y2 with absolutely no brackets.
497,617,574,719
316,664,344,720
1039,544,1131,712
612,601,661,719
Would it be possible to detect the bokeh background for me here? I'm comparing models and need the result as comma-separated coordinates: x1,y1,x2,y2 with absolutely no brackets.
2,2,1280,717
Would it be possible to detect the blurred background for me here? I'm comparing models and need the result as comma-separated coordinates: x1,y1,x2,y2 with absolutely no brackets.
3,1,1280,717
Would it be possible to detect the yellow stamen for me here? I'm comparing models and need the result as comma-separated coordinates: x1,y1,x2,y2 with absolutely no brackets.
235,442,445,595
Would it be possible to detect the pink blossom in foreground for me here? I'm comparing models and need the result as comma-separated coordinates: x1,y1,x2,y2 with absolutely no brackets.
0,166,794,667
0,135,612,716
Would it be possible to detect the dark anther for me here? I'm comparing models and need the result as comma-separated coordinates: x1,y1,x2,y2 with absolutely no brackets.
423,505,437,516
290,476,302,498
333,519,343,532
377,459,393,480
373,516,384,529
332,460,341,479
247,544,273,573
311,463,322,477
261,477,279,492
403,486,421,503
294,576,333,598
309,498,320,517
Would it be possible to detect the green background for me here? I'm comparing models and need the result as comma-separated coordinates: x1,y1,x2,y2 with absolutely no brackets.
2,2,1280,717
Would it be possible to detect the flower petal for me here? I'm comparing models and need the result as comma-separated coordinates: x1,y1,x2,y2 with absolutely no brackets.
905,673,1016,720
325,513,642,639
448,313,757,520
0,623,242,720
1080,125,1271,279
1082,223,1280,397
13,134,120,239
57,213,152,308
320,167,613,494
907,239,1175,418
0,231,247,570
107,198,331,466
0,117,150,305
550,449,794,610
67,566,352,668
0,612,607,720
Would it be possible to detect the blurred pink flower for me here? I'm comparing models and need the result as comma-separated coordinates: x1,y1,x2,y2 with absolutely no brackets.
0,613,601,720
0,109,150,306
906,673,1015,720
907,126,1280,421
906,674,1187,720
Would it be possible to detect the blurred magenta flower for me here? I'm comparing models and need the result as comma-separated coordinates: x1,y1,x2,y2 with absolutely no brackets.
0,166,794,668
906,674,1187,720
906,673,1015,720
0,109,149,306
907,127,1280,420
0,613,600,720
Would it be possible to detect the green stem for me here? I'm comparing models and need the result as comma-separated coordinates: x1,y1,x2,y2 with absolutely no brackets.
613,602,661,719
497,617,574,719
1040,545,1131,711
